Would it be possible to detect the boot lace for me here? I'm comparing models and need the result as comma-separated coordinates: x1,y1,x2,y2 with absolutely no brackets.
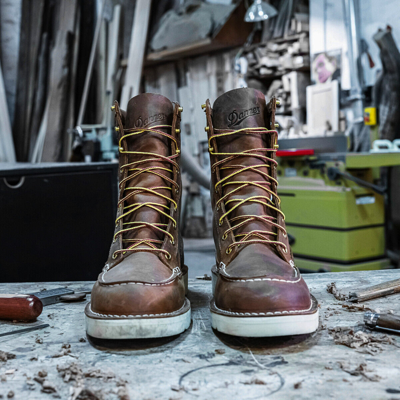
209,127,287,255
112,124,180,260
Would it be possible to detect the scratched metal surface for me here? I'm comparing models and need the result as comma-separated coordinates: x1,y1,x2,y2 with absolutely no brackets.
0,270,400,399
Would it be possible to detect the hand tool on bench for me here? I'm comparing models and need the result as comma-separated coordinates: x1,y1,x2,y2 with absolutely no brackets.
364,311,400,334
0,288,89,322
348,278,400,302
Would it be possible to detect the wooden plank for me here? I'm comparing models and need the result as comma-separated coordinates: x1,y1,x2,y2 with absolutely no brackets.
12,0,31,161
120,0,152,108
0,64,16,162
41,0,78,162
0,270,399,398
0,0,22,126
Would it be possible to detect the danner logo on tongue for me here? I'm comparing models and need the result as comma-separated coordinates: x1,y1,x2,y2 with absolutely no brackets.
135,113,167,128
227,106,260,127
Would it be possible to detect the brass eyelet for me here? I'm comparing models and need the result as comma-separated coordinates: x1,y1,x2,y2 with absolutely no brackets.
112,252,118,259
226,248,232,255
218,220,223,226
222,233,227,240
170,239,175,245
119,147,124,151
165,253,172,260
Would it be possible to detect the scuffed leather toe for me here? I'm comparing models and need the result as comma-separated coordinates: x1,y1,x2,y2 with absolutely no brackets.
91,277,186,317
214,275,312,315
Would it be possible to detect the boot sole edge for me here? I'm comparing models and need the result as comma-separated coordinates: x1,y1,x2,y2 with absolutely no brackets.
85,298,191,339
210,297,319,337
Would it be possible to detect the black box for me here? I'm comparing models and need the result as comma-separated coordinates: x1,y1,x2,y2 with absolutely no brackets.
0,162,118,282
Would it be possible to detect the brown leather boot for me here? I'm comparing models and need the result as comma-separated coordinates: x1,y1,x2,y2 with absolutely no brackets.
204,88,318,337
85,93,191,339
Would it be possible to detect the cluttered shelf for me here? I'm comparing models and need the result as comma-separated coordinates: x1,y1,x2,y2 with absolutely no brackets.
0,270,399,398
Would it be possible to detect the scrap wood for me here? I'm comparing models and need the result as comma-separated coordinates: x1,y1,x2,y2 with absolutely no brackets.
337,362,381,382
329,326,398,354
326,282,348,301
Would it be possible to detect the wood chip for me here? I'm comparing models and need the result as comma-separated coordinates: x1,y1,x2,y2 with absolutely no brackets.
329,326,397,354
326,282,348,301
342,304,375,312
0,351,16,362
337,362,381,382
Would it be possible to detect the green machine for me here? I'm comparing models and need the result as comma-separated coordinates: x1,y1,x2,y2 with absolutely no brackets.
276,137,400,272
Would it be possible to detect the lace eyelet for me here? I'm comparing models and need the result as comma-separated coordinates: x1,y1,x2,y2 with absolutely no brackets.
165,253,172,260
282,247,288,253
112,252,118,259
175,189,179,194
216,205,220,211
222,233,227,240
170,239,175,245
226,248,232,255
113,237,117,243
218,220,223,226
283,232,287,238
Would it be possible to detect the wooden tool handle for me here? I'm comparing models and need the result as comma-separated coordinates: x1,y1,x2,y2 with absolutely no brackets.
349,278,400,302
0,294,43,321
377,314,400,331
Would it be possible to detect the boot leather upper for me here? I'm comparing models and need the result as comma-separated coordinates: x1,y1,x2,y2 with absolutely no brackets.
206,88,313,315
91,93,186,317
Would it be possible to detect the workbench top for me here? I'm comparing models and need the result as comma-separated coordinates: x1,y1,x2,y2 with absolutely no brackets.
0,270,400,399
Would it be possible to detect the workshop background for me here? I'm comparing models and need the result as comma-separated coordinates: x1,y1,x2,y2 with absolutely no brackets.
1,0,400,281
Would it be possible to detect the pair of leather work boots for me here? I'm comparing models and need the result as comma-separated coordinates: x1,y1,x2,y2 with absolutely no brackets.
85,88,319,339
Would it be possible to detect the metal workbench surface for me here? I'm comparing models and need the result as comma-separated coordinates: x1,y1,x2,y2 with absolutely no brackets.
0,270,399,399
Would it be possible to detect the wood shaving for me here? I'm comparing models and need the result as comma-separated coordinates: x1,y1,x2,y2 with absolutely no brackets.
326,283,348,301
341,304,375,312
337,362,381,382
0,352,15,363
329,327,397,354
241,378,266,385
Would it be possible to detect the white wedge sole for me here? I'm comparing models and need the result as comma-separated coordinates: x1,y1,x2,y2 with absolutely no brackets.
210,266,319,337
85,298,191,339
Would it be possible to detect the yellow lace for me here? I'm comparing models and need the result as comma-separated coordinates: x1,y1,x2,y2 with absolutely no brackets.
112,124,179,260
209,127,287,255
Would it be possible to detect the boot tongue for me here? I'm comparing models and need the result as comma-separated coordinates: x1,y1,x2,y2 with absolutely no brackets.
122,93,174,246
212,88,275,240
